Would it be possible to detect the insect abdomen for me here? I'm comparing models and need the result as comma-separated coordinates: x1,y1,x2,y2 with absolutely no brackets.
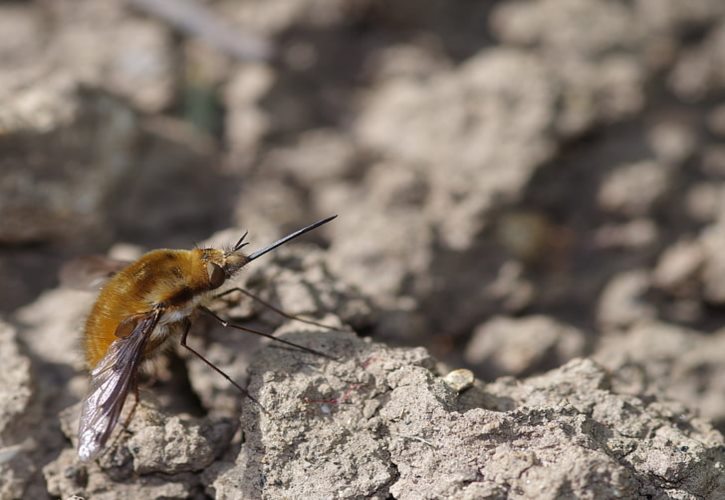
83,249,197,367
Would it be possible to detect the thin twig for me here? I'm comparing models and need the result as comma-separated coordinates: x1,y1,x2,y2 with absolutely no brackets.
127,0,272,62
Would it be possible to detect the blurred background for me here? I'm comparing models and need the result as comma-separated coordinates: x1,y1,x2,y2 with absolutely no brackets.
2,0,725,438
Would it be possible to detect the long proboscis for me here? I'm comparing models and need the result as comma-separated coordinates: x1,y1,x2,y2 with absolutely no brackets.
246,215,337,262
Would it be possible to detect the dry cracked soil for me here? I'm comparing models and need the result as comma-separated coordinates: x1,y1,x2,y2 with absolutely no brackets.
2,0,725,498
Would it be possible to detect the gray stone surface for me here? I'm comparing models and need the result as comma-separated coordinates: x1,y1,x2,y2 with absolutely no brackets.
595,321,725,429
39,321,725,498
0,322,37,500
202,332,723,499
464,315,586,379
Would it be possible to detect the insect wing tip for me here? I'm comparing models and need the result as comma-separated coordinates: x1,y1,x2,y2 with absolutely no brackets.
75,308,161,463
77,439,99,463
77,394,108,462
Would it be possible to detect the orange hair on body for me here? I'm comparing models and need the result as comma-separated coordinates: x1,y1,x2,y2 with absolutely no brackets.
83,248,223,367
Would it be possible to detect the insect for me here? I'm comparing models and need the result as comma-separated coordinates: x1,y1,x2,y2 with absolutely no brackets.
73,215,337,462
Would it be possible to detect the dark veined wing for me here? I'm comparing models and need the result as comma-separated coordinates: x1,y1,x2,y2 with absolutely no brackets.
60,255,131,291
77,309,162,462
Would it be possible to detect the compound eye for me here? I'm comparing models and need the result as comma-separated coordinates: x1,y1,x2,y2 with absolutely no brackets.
206,262,225,289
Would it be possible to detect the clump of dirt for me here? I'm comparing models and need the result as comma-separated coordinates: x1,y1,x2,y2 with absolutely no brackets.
41,324,725,498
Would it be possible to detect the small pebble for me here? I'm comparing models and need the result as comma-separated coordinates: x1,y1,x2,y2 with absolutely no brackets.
443,369,474,393
363,399,380,419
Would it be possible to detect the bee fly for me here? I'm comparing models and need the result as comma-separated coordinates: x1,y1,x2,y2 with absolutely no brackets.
73,215,337,462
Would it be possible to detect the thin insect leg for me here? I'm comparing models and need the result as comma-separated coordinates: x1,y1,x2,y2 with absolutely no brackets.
119,384,140,432
179,318,267,413
199,306,337,361
102,381,140,459
213,287,342,332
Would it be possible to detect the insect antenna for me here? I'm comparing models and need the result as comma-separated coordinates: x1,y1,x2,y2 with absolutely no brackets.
233,230,249,252
246,215,337,262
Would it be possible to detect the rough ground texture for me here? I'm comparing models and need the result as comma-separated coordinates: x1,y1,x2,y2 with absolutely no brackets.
42,327,725,499
3,0,725,497
214,335,725,499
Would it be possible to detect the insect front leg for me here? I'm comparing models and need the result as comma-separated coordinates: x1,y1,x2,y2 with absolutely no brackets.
199,306,337,361
179,317,266,411
213,286,343,332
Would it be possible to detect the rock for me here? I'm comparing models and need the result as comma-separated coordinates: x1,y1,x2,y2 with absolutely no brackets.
0,0,236,310
595,321,725,428
443,368,475,393
356,49,559,250
648,119,697,166
492,0,638,57
493,0,725,72
0,0,174,114
325,167,435,299
126,413,234,475
232,178,310,243
261,128,359,186
484,358,725,498
223,64,274,161
669,20,725,100
14,287,98,440
43,448,204,500
205,0,725,354
45,403,230,499
16,246,725,499
47,0,175,112
366,43,450,82
597,270,655,331
0,322,34,444
686,182,724,222
464,315,587,379
652,239,704,297
0,83,137,245
0,3,47,103
593,218,659,250
205,332,725,498
0,321,37,499
700,214,725,304
598,160,671,217
492,0,648,133
0,80,141,313
15,289,95,371
651,239,707,322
